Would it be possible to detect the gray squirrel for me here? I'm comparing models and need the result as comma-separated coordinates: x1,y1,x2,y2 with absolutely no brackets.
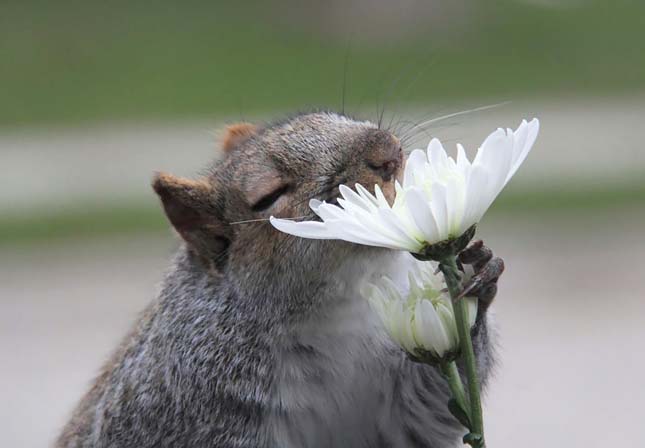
56,112,503,448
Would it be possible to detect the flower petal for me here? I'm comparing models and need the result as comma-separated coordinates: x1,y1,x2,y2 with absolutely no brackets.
377,208,424,251
436,302,459,348
427,138,449,172
324,219,401,249
405,187,440,242
269,217,335,239
339,184,373,212
465,297,478,328
309,199,323,213
355,183,380,208
317,201,351,221
403,149,428,189
506,118,539,184
456,143,471,177
442,174,467,236
429,182,449,240
462,164,489,227
415,299,451,357
373,184,391,208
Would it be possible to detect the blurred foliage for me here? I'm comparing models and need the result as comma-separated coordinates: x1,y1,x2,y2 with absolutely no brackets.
1,0,644,126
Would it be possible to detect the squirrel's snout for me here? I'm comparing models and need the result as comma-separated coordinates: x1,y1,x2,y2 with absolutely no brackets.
367,157,400,182
364,132,403,182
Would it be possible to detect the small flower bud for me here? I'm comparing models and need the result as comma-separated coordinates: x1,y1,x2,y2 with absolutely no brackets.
361,257,478,362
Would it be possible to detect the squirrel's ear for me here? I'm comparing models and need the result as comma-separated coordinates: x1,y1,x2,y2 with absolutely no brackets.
221,122,256,152
152,172,231,271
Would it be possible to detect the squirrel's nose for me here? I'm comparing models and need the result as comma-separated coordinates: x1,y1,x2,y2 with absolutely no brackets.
365,135,403,182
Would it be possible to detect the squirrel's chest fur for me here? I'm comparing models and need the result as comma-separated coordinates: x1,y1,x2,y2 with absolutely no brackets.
271,297,394,447
57,251,484,448
267,256,426,448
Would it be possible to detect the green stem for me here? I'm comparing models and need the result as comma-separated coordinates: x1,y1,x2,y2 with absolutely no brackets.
440,255,486,447
440,360,470,420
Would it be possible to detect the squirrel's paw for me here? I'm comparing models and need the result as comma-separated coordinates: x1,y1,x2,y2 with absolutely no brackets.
456,240,504,311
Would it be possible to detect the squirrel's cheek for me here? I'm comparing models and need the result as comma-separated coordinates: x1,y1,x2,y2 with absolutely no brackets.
380,182,397,206
396,153,407,183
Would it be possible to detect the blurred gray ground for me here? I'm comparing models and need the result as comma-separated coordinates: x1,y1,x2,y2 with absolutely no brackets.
2,94,644,215
1,210,643,447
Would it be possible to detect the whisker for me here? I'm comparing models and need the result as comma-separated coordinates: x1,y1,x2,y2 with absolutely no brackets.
404,101,511,136
229,215,310,225
380,47,441,127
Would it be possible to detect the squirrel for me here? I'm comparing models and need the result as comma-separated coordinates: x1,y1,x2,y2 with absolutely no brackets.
56,111,502,448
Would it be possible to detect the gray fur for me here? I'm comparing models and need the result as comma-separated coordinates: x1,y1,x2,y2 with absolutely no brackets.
57,112,496,448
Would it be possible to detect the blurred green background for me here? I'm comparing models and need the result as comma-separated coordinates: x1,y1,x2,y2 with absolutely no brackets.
2,0,644,243
2,0,645,126
1,1,644,447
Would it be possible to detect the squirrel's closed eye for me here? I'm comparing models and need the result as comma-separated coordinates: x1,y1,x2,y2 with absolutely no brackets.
251,184,291,212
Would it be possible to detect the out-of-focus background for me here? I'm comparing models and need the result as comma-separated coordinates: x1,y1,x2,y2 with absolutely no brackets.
1,1,644,446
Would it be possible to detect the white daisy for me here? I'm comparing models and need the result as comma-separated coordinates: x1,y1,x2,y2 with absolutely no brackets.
361,256,477,360
270,118,539,254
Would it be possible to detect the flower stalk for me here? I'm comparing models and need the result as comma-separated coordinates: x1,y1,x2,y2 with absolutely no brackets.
439,254,485,448
439,360,470,424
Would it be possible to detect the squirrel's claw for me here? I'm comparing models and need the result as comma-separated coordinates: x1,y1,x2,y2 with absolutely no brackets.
457,241,504,310
458,240,492,271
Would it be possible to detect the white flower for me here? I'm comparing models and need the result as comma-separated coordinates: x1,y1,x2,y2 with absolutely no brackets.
362,257,477,359
270,118,539,252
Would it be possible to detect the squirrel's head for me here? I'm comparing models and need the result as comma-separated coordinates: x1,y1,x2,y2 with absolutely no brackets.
153,111,403,291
